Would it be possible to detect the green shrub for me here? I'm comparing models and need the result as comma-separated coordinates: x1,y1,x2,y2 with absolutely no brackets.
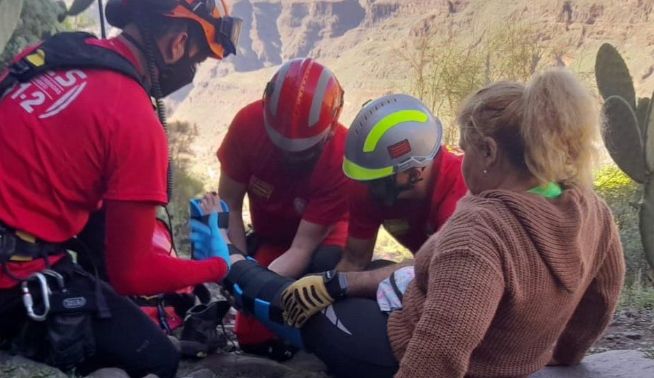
163,121,206,257
594,165,649,286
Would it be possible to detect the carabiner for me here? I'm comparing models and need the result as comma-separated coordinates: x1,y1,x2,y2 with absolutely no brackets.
42,269,66,292
21,272,50,321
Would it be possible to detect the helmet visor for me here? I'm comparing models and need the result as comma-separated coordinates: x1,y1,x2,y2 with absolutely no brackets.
180,0,242,57
215,15,242,56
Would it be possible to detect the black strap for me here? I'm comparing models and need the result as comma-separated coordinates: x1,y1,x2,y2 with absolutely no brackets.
198,213,229,229
389,271,404,303
0,222,63,260
1,32,147,98
223,259,292,320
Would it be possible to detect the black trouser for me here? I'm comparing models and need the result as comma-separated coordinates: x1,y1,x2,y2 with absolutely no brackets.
238,233,344,359
0,256,179,378
301,298,399,378
227,260,399,378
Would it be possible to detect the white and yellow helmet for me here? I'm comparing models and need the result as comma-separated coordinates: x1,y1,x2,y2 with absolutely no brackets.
343,94,443,181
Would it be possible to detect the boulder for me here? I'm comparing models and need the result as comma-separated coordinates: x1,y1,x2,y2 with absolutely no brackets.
531,350,654,378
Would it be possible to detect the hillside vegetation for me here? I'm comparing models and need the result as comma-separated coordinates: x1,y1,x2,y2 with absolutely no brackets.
170,0,654,181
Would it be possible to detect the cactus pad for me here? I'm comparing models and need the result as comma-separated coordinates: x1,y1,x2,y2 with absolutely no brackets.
67,0,95,16
646,94,654,172
602,95,647,183
640,181,654,269
636,97,650,139
595,43,636,108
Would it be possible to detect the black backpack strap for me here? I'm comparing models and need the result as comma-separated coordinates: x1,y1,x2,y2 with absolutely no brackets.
1,32,147,97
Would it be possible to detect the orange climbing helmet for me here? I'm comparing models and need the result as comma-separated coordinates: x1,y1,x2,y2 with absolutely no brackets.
106,0,242,59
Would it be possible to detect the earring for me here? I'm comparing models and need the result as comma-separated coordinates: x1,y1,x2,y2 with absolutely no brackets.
483,169,488,174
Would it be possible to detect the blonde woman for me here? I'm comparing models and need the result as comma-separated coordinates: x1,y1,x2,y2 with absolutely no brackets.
381,68,625,376
192,68,625,377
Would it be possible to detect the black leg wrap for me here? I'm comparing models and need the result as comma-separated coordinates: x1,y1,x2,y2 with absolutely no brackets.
222,260,305,349
223,260,292,322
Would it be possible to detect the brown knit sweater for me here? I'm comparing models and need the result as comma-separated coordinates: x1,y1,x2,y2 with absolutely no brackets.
387,187,625,378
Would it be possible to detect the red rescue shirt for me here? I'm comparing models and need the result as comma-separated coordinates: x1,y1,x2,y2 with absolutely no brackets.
0,37,226,291
217,100,349,247
348,148,468,253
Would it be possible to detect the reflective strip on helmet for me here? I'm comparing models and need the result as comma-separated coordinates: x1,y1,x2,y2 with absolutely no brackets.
308,68,333,128
342,158,394,181
363,110,429,153
269,61,293,116
265,118,331,152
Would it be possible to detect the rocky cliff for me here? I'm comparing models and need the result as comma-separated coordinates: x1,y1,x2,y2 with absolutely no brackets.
169,0,654,181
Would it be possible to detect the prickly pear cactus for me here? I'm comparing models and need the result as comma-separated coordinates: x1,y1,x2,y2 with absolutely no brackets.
641,182,654,269
0,0,24,54
68,0,95,16
636,97,651,138
58,0,95,22
596,43,636,107
595,43,654,269
643,102,654,268
603,96,646,183
646,96,654,172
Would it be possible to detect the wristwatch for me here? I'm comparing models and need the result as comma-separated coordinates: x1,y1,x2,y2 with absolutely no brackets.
323,269,348,299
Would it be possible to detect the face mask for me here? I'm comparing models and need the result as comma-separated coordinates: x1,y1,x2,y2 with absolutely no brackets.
122,32,200,98
154,44,198,98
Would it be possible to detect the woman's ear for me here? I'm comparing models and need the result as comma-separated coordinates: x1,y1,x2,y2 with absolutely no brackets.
482,136,498,168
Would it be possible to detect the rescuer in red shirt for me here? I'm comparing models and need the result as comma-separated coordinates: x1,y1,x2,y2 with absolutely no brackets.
336,94,468,271
0,1,241,376
217,58,349,358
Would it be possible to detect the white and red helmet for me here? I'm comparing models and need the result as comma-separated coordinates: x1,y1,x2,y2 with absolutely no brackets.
263,58,344,152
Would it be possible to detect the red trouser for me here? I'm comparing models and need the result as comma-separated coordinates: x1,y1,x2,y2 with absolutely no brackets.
234,243,286,346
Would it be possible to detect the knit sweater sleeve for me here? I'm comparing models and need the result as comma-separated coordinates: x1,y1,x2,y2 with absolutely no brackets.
552,220,625,365
395,246,505,378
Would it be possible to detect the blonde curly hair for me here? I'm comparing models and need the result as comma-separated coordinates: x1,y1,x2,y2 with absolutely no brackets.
457,68,601,188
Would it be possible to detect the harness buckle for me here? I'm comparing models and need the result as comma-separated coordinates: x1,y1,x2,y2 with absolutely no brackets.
21,272,51,321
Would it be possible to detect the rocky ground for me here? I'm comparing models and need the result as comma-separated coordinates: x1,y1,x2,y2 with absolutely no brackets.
1,307,652,378
591,308,654,358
